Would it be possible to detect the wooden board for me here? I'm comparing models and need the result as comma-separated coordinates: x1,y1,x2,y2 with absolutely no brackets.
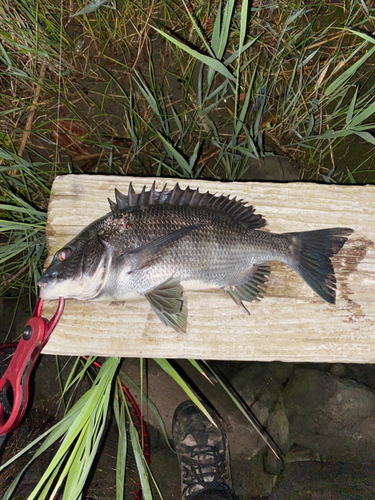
41,175,375,362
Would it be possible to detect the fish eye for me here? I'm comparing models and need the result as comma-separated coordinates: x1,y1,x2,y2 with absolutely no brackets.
58,248,71,261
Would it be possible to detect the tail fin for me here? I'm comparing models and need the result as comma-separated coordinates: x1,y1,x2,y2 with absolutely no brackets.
287,228,353,304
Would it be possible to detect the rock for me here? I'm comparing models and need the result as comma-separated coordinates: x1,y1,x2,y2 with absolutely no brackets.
231,362,294,421
329,363,348,377
228,362,294,484
267,461,375,499
264,395,289,475
299,362,332,372
220,362,294,493
283,367,375,461
264,450,284,476
345,364,375,389
284,443,320,464
232,451,276,498
266,396,290,454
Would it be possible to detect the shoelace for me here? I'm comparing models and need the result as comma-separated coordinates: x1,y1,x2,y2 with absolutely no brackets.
182,444,229,496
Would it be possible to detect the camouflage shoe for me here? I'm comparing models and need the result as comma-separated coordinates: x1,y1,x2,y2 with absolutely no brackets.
172,400,236,500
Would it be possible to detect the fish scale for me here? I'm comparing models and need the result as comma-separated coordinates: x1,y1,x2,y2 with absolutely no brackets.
38,182,353,332
100,205,271,289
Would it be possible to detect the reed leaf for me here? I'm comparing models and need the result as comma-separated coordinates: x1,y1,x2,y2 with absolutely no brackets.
154,358,216,426
152,28,235,82
114,392,127,500
325,43,375,96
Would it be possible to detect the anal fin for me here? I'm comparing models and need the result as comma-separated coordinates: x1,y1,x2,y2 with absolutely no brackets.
225,263,270,313
144,277,187,333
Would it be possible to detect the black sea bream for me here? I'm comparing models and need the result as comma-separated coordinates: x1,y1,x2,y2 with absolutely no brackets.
38,183,353,332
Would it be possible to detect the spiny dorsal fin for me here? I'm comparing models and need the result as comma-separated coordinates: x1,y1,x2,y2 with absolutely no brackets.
108,181,266,228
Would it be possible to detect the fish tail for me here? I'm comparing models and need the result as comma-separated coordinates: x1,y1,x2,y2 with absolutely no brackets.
286,228,353,303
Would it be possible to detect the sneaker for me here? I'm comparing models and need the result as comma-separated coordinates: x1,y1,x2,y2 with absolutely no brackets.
172,400,236,500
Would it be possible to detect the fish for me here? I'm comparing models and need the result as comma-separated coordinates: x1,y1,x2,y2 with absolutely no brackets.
38,182,353,332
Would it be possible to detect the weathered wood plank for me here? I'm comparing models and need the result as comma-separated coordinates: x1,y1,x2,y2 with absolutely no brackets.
42,175,375,362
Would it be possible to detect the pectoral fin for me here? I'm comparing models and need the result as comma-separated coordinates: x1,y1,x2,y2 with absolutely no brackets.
225,263,270,313
115,224,202,273
144,278,187,333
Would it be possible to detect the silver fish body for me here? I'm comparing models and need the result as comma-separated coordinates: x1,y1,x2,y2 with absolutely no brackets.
38,183,353,332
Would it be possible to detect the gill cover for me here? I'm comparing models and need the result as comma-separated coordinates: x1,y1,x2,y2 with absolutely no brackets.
38,230,112,300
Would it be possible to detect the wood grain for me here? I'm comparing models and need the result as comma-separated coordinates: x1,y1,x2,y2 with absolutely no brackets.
41,175,375,362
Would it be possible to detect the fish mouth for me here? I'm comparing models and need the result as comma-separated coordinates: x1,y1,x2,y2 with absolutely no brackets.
38,276,62,300
37,253,110,301
37,276,49,289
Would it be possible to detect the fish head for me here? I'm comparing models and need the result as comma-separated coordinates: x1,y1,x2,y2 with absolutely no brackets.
38,225,112,300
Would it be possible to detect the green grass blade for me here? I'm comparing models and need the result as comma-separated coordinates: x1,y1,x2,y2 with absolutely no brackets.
348,29,375,44
118,382,155,499
129,422,153,500
133,71,160,117
350,99,375,128
353,130,375,146
189,141,200,171
188,359,214,384
153,28,235,82
154,358,216,426
325,44,375,96
224,38,259,67
216,0,235,60
151,126,192,176
120,369,173,450
114,392,127,500
210,1,223,58
345,87,358,125
72,0,114,17
180,0,214,57
233,0,248,123
234,63,257,137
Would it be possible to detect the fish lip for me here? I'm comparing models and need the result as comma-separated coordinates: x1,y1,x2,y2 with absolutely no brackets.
37,273,56,288
37,276,60,298
37,276,49,288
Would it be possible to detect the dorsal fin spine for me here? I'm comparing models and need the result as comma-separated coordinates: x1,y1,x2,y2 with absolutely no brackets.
107,182,266,229
149,181,157,204
128,183,137,206
139,185,147,205
108,197,117,212
190,188,199,205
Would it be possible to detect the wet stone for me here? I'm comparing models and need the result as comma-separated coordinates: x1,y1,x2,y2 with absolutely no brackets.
282,367,375,462
231,362,294,416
